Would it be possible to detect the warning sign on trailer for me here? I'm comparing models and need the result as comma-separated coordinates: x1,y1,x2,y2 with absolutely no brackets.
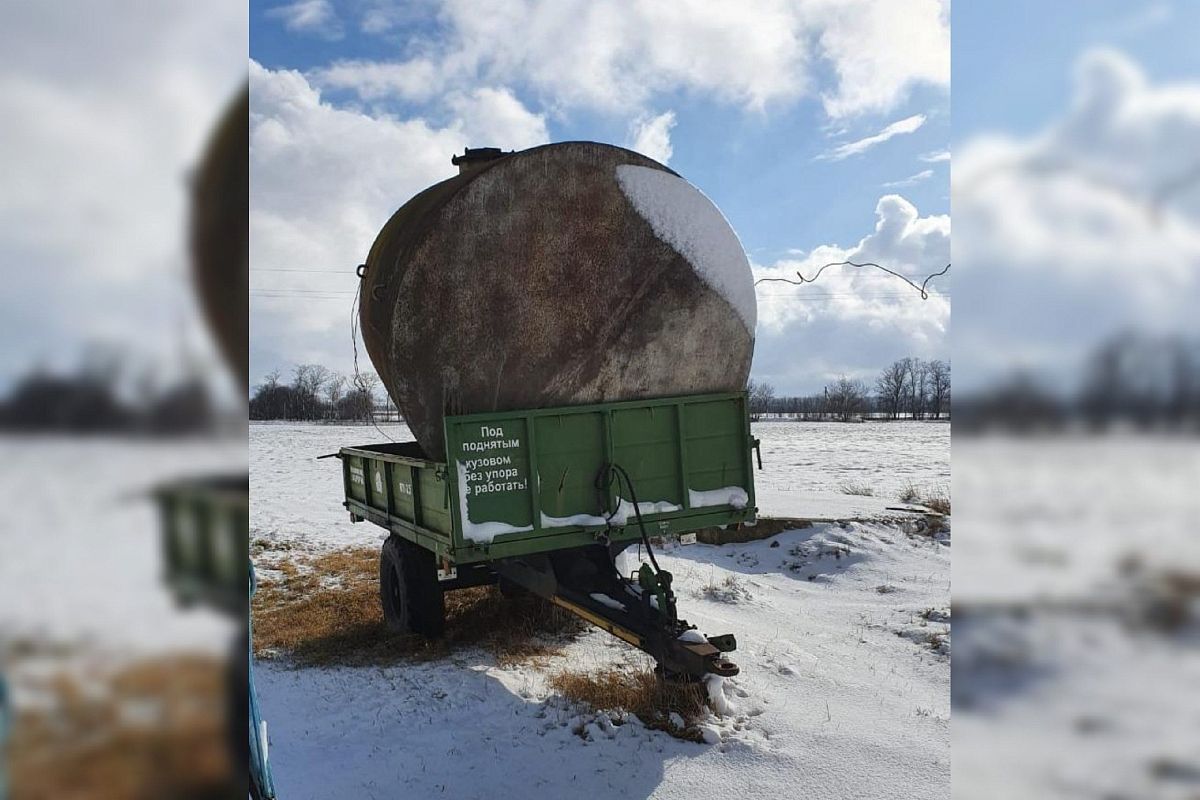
450,418,534,533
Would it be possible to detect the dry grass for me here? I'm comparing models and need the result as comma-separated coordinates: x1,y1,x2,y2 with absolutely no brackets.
8,655,235,800
922,493,951,516
549,667,709,742
252,547,584,667
699,574,752,603
899,482,951,515
839,481,875,497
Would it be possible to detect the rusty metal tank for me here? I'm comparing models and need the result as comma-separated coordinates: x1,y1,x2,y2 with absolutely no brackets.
359,141,757,461
190,86,248,388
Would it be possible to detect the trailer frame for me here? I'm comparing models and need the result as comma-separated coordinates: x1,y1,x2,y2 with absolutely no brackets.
335,391,760,679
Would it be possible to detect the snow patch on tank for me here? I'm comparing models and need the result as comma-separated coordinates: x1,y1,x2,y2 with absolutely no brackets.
615,164,757,335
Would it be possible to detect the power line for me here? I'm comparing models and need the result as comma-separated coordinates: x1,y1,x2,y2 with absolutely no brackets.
250,289,357,295
250,293,353,300
250,267,354,274
756,261,950,299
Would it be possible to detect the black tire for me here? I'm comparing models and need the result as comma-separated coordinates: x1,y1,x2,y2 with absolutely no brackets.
380,536,445,638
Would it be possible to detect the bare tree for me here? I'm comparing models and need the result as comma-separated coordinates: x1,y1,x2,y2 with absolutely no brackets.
747,379,776,419
293,364,331,396
900,357,930,419
353,370,381,398
928,360,951,419
875,360,909,420
290,364,332,419
827,375,868,421
916,359,932,419
325,373,346,419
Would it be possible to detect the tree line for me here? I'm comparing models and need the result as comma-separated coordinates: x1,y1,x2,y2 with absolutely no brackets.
956,331,1200,432
748,357,950,422
0,347,221,434
249,364,385,422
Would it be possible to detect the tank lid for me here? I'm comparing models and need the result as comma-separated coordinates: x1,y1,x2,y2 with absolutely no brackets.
451,147,511,174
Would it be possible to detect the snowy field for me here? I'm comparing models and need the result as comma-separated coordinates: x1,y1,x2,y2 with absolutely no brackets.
0,435,245,657
755,420,949,503
250,420,951,799
954,434,1200,799
249,419,950,552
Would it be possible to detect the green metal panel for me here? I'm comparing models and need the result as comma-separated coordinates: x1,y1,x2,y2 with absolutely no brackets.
391,463,416,520
611,404,683,507
684,397,749,493
339,392,756,565
534,412,605,523
367,459,389,514
346,455,367,503
416,465,452,535
443,392,756,560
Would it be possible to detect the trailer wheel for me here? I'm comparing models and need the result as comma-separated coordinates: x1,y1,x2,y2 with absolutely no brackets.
380,536,445,638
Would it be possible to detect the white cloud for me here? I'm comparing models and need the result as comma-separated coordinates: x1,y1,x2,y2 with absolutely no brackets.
266,0,343,39
319,0,948,119
628,111,676,164
751,195,950,392
312,58,440,101
447,87,549,149
819,114,926,161
249,62,549,383
883,169,934,188
954,48,1200,390
920,149,951,163
0,2,246,387
813,0,950,118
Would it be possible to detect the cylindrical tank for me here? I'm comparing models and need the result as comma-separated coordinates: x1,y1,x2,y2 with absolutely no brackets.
190,86,249,389
360,141,757,461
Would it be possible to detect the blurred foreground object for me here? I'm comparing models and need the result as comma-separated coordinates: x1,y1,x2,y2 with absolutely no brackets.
1,673,8,798
953,6,1200,797
248,569,275,799
0,1,246,796
6,652,235,798
191,87,249,389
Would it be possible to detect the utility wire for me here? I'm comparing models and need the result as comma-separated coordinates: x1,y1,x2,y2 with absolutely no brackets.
250,267,354,274
755,261,950,299
350,271,395,443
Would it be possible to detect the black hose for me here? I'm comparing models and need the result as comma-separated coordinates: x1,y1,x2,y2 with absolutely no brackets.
595,463,661,573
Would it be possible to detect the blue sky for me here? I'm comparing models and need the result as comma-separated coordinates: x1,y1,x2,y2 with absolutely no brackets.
249,5,950,262
248,0,952,396
952,1,1200,392
955,1,1200,140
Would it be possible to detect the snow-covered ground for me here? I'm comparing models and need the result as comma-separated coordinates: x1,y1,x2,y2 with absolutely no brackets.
250,420,950,798
954,434,1200,799
249,419,950,552
755,420,949,505
0,435,245,657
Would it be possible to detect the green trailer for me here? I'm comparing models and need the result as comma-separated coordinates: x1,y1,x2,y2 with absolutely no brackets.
334,391,761,678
